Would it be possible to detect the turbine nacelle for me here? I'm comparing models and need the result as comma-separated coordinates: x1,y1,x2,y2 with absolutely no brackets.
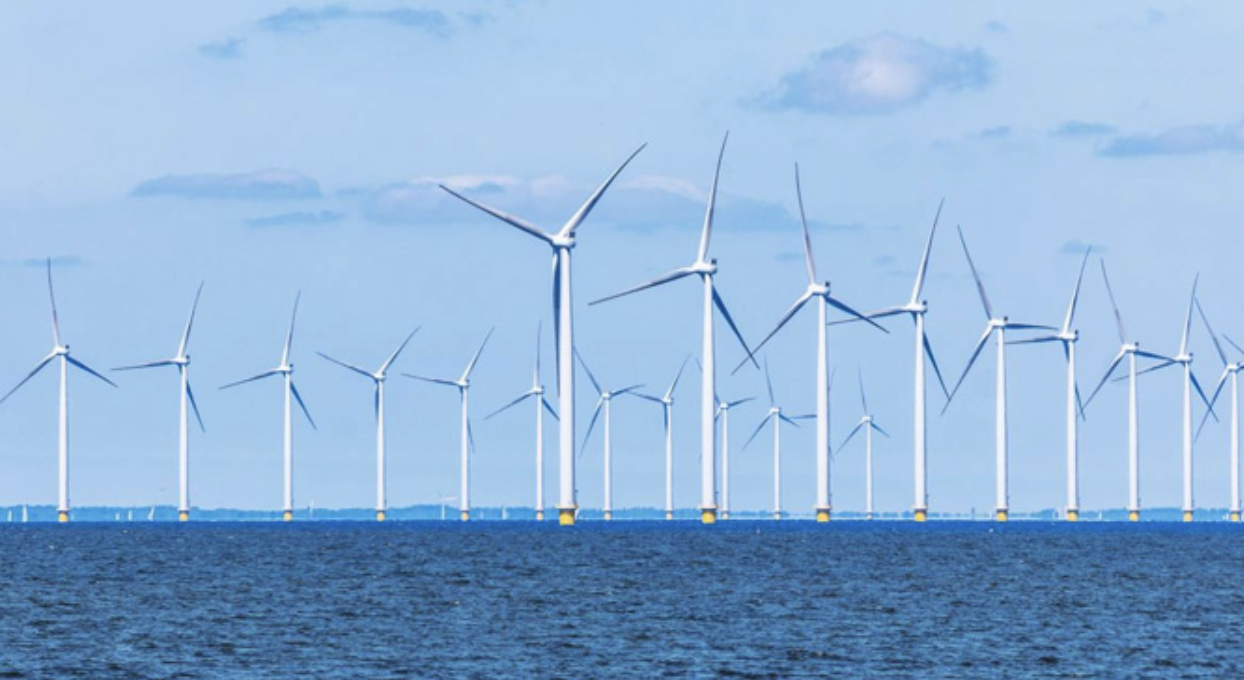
809,281,830,297
690,259,717,276
53,345,69,356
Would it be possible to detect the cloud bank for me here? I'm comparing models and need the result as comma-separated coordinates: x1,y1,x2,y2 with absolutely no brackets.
199,37,245,59
1099,119,1244,157
131,170,323,200
245,210,344,227
258,4,450,36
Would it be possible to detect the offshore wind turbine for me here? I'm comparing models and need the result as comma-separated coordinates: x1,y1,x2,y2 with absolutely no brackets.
220,293,316,522
742,359,807,520
113,282,206,522
405,328,493,522
635,357,692,521
591,134,755,524
487,324,559,521
440,145,645,526
1196,300,1244,522
716,393,754,520
838,371,890,520
1009,249,1091,521
1084,262,1173,521
576,348,642,521
943,226,1053,522
740,164,885,522
836,202,949,521
317,327,419,522
0,260,117,523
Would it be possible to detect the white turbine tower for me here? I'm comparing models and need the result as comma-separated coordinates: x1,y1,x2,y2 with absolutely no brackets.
739,164,885,522
635,358,692,521
317,327,419,522
1084,261,1173,522
405,328,493,522
220,293,316,522
0,259,117,523
943,226,1053,522
836,202,949,521
591,134,755,524
486,324,559,521
113,282,206,522
440,145,645,526
576,348,642,521
1196,300,1244,522
716,394,754,520
838,371,890,520
742,359,808,520
1009,249,1091,521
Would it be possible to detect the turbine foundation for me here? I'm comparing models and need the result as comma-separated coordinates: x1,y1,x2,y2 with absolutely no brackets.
1182,511,1194,523
282,510,293,522
376,510,386,522
721,510,730,520
866,512,874,521
1066,509,1079,522
604,511,613,522
700,509,716,524
1232,512,1241,522
815,509,831,523
995,509,1008,522
57,510,69,523
1128,510,1140,522
558,508,575,526
178,510,189,522
914,508,927,522
536,510,545,522
460,510,470,522
665,511,673,521
773,512,781,521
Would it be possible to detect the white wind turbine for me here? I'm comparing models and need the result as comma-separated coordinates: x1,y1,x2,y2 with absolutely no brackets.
943,226,1053,522
1195,300,1244,522
405,328,493,522
486,324,559,521
220,293,316,522
440,145,645,526
742,359,809,520
113,282,206,522
739,164,885,522
835,202,950,521
838,370,890,520
1008,249,1091,521
634,357,692,521
716,393,755,520
317,327,419,522
591,135,757,525
0,260,117,523
576,348,642,522
1084,261,1174,522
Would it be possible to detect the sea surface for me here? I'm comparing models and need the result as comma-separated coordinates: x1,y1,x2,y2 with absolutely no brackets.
1,521,1242,678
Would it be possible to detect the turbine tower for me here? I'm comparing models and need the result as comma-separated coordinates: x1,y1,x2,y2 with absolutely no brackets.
635,357,692,521
943,226,1053,522
220,293,316,522
839,370,890,520
591,134,755,524
716,394,754,520
1084,262,1173,522
1009,249,1091,521
487,324,559,521
113,282,206,522
576,348,641,521
1196,300,1244,522
440,145,645,526
739,164,884,522
0,259,117,523
742,359,807,520
835,202,949,521
317,327,419,522
405,328,493,522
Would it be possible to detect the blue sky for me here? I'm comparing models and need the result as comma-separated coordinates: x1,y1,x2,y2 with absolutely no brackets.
1,1,1243,515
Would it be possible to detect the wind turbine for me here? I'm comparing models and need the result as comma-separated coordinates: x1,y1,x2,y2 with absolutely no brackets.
1008,249,1091,521
634,357,692,521
716,393,754,520
1084,262,1173,522
440,145,645,526
742,359,808,520
576,348,642,522
317,327,419,522
405,328,493,522
0,259,117,523
220,293,316,522
833,201,949,521
486,324,559,521
591,134,755,524
943,226,1053,522
113,282,206,522
838,370,890,520
1196,302,1244,522
738,164,885,522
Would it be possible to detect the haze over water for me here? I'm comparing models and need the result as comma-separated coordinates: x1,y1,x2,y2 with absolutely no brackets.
1,522,1241,678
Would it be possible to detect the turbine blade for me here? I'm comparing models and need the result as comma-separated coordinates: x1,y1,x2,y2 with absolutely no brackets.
579,399,604,455
726,397,756,409
742,413,772,450
872,422,892,438
1004,322,1057,331
533,320,543,387
1195,299,1228,367
485,392,532,420
1191,371,1217,421
177,281,205,359
552,253,561,393
438,184,554,244
1100,260,1128,344
1135,350,1176,363
66,356,118,388
589,267,695,306
219,369,280,390
632,393,664,404
943,325,995,413
1062,248,1091,334
956,225,993,320
402,374,460,388
696,132,728,263
613,384,644,397
857,368,868,414
910,198,945,305
794,163,818,285
1127,359,1175,380
467,417,477,454
826,305,907,328
462,327,494,381
764,357,775,406
923,330,951,401
290,381,316,430
46,258,61,348
826,295,889,334
186,380,206,433
1083,350,1126,409
666,355,692,400
379,326,421,375
1006,335,1061,345
1180,274,1199,357
1197,369,1230,440
1226,334,1244,358
0,353,56,406
838,422,864,451
574,347,603,395
778,414,803,427
281,292,301,367
317,352,373,380
713,284,759,370
558,143,647,239
734,291,812,374
112,359,176,371
542,396,560,421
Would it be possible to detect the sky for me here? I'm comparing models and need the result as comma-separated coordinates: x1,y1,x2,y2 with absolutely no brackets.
2,1,1243,516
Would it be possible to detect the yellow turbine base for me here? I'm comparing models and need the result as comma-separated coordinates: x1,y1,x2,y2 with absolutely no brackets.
665,511,673,521
914,509,927,523
57,510,69,523
996,510,1008,522
376,511,386,522
178,511,189,522
1183,511,1194,523
701,509,716,524
283,510,293,522
816,510,830,523
1128,510,1140,522
1066,510,1079,522
536,510,545,522
604,511,613,522
558,508,575,526
460,510,470,522
1232,512,1240,522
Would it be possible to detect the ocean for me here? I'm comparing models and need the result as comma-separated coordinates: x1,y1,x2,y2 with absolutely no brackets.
1,521,1241,678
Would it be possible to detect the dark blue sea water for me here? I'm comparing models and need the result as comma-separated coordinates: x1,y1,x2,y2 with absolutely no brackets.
1,521,1241,678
